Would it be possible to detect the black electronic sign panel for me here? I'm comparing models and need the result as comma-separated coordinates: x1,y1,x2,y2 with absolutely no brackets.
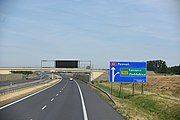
55,60,78,68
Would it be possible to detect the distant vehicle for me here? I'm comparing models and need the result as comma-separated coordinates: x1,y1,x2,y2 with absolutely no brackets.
70,78,73,81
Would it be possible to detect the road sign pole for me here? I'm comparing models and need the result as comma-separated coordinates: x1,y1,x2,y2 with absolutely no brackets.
40,60,42,80
122,83,124,99
52,73,53,79
89,73,90,82
91,71,93,82
119,83,121,97
132,83,135,96
111,82,113,95
142,82,144,95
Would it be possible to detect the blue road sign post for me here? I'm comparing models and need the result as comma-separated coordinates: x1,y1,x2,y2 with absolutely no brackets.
110,62,147,97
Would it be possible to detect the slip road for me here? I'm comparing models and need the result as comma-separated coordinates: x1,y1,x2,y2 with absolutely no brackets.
0,75,124,120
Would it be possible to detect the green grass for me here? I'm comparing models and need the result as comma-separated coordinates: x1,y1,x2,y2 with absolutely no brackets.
131,96,159,112
130,96,180,120
95,82,180,120
96,83,134,99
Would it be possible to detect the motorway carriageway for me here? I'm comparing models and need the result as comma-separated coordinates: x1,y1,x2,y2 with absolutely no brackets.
0,75,124,120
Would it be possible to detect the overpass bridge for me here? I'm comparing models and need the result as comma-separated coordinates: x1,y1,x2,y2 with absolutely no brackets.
0,68,106,81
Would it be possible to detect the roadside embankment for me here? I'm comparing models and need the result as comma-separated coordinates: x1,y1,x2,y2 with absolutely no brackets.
92,74,180,120
0,73,39,82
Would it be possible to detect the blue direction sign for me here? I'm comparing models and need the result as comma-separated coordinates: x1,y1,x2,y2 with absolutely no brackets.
110,62,146,83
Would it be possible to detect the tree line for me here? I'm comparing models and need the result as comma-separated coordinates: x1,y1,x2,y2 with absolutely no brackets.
147,60,180,75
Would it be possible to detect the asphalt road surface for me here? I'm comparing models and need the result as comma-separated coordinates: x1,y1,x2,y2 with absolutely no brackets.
0,75,124,120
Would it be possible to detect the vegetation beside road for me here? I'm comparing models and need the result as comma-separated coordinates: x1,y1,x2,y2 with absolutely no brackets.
147,60,180,75
0,73,38,82
92,75,180,120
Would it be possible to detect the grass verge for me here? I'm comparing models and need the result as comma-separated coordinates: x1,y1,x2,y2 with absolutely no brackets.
92,82,180,120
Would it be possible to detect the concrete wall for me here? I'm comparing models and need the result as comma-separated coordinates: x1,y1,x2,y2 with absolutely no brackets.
0,70,11,74
73,73,90,82
94,70,109,81
73,71,105,82
91,71,105,81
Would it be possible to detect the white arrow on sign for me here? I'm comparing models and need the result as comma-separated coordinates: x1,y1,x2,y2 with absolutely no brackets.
111,67,119,82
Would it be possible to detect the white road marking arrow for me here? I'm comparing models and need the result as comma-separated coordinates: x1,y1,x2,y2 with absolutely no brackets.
111,67,119,82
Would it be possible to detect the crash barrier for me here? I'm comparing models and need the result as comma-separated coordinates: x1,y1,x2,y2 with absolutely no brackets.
80,79,116,105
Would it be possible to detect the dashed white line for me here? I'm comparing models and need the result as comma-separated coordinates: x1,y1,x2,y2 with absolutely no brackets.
42,105,47,110
56,94,59,96
51,98,54,101
59,91,61,93
63,81,68,88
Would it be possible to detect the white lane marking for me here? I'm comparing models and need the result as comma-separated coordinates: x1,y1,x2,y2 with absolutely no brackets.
30,119,32,120
59,91,61,93
42,105,47,110
61,81,68,91
51,98,54,101
0,80,62,110
74,80,88,120
64,81,68,88
56,94,59,96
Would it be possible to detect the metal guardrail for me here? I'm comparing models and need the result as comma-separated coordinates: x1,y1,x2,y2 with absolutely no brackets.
0,79,51,94
79,79,116,105
88,82,116,105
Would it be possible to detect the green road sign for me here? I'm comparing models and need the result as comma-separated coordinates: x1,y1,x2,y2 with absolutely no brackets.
120,68,146,77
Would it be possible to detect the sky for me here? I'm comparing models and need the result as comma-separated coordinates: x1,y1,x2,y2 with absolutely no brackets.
0,0,180,68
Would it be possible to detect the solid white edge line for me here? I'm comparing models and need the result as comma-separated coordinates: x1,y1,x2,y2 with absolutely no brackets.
0,79,62,110
42,105,47,110
74,80,88,120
